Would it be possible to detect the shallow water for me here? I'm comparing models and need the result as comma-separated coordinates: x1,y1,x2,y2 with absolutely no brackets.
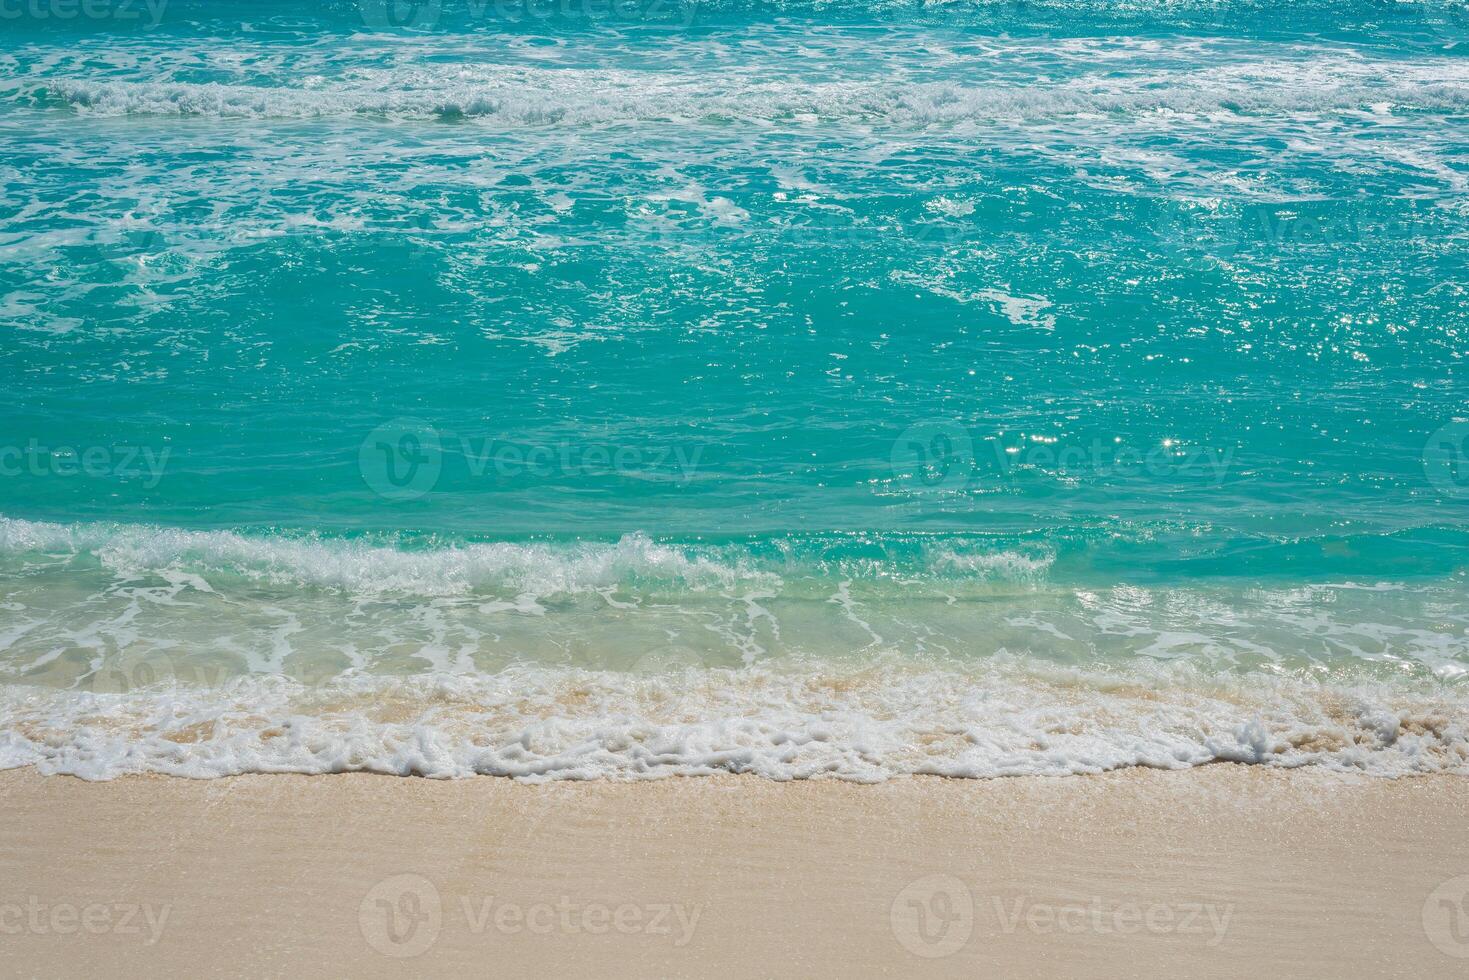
1,1,1467,778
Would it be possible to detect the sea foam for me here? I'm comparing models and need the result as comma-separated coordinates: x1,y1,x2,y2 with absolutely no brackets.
39,57,1469,124
0,661,1464,781
0,516,1051,596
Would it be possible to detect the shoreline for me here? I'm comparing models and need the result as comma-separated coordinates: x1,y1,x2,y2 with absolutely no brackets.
2,765,1467,977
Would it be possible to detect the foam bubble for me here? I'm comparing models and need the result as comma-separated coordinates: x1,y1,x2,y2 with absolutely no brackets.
0,660,1463,781
0,517,1056,597
0,517,776,597
38,57,1469,125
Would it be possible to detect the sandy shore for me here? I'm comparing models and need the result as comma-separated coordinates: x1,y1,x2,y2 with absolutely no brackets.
1,765,1467,978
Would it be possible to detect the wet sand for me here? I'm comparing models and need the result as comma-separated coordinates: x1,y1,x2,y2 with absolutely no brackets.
1,765,1467,978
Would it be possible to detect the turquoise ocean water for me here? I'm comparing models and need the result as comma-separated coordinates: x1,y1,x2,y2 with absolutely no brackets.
1,0,1467,778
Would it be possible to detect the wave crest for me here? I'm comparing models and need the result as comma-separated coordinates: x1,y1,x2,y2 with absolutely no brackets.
0,516,1052,597
38,59,1469,124
1,661,1464,780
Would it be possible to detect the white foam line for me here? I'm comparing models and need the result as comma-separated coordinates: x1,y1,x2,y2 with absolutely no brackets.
37,57,1469,125
1,661,1464,781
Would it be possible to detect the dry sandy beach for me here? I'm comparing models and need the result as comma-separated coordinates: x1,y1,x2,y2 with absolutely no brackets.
2,765,1467,978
